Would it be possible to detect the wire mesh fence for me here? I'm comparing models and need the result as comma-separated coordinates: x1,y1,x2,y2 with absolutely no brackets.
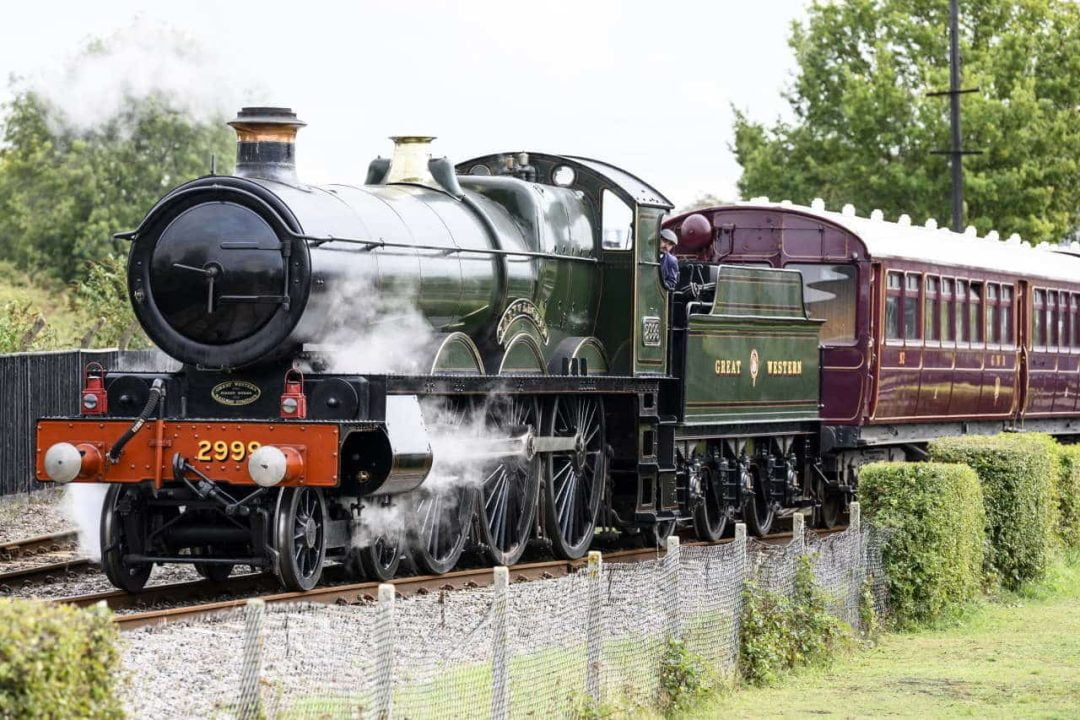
118,513,890,720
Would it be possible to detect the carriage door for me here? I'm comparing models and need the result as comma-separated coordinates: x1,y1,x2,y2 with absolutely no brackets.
633,205,669,375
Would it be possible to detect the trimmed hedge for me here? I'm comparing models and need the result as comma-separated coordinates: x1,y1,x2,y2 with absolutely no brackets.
0,599,123,719
930,433,1056,589
1055,444,1080,548
859,462,984,627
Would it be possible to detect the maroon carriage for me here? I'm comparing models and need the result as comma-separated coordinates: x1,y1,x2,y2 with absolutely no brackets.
666,200,1080,520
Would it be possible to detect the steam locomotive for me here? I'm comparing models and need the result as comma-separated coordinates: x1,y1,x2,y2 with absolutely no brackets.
37,106,1080,593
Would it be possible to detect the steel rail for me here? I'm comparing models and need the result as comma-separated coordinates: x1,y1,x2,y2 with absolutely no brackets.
0,530,78,559
50,525,846,631
0,557,93,584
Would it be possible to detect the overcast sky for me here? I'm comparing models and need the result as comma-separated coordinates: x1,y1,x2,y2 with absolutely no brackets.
0,1,809,207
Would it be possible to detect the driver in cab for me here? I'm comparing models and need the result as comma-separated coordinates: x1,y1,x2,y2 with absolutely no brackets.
660,228,679,291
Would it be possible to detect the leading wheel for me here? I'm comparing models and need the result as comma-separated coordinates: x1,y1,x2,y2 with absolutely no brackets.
347,497,403,582
273,487,327,592
476,396,541,566
693,465,729,542
743,466,775,537
101,484,153,593
194,551,233,583
542,395,606,560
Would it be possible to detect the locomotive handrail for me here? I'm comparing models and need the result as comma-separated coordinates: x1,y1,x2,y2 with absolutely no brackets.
297,234,600,264
113,182,599,265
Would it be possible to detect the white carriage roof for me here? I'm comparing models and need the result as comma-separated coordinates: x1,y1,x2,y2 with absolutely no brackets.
733,199,1080,285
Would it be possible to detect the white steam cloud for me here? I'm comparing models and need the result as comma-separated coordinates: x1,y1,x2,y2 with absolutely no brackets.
25,17,252,133
349,394,528,551
60,484,109,562
303,272,441,375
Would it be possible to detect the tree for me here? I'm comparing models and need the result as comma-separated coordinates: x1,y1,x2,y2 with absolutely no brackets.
733,0,1080,244
677,193,729,215
0,87,233,282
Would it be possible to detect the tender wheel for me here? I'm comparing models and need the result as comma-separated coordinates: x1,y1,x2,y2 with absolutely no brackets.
101,484,152,593
644,518,677,547
477,396,541,566
743,467,775,537
409,484,475,575
273,487,328,592
693,465,729,542
542,395,606,560
814,478,843,529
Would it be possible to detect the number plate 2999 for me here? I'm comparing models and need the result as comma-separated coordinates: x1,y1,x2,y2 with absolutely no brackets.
195,440,262,462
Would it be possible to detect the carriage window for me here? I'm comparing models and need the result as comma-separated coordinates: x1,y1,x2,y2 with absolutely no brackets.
985,284,999,344
885,271,902,340
956,280,969,342
788,264,857,345
969,282,984,345
1063,292,1072,349
1001,285,1014,346
925,276,941,341
1034,289,1046,347
1049,291,1060,348
904,273,922,340
1073,295,1080,348
942,278,955,342
601,190,634,250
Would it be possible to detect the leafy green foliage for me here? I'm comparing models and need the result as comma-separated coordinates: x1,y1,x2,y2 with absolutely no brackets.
859,462,985,627
1055,445,1080,549
659,637,707,714
0,301,50,352
733,0,1080,243
929,434,1056,589
858,578,880,640
0,598,123,719
738,555,849,686
0,85,233,283
72,255,148,348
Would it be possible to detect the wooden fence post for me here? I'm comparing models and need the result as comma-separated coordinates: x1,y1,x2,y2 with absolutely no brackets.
585,550,603,704
491,566,510,720
237,599,265,720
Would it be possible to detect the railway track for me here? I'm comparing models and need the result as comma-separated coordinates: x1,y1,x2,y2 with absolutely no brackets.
0,530,78,559
0,556,93,585
54,524,846,631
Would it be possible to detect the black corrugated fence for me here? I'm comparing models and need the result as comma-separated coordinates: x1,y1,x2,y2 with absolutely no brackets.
0,349,175,497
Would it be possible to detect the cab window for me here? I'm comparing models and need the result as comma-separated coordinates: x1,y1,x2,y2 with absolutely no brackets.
601,190,633,250
788,263,857,345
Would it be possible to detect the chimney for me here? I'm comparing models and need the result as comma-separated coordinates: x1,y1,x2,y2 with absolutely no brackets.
228,107,306,184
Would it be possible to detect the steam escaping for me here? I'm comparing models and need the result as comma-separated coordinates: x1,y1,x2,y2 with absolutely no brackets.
302,272,441,375
348,393,531,550
24,17,252,134
60,484,109,561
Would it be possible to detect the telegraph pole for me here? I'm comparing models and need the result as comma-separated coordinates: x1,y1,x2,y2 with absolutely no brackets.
929,0,981,232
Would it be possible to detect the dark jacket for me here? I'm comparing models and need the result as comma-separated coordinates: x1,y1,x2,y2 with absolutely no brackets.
660,250,679,291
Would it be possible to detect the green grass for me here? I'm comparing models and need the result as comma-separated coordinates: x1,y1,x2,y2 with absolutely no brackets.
678,551,1080,719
